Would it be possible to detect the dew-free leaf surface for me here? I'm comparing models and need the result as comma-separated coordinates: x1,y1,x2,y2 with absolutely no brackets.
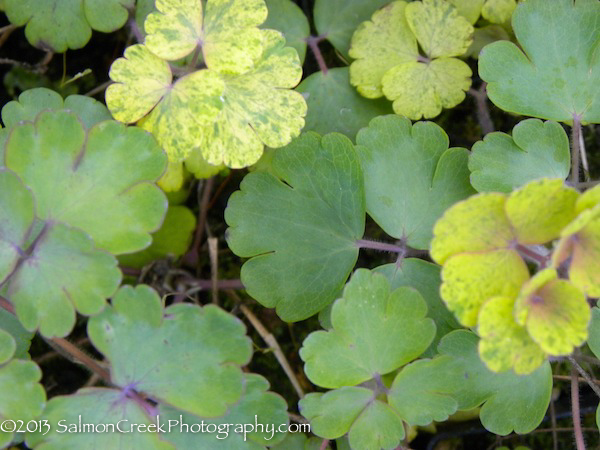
263,0,309,63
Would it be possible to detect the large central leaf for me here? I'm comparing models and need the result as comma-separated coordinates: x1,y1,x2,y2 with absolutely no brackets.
226,132,365,322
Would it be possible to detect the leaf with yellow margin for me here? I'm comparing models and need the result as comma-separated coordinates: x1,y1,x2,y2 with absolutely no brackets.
430,193,514,264
145,0,267,74
515,269,589,355
505,179,579,245
478,296,546,374
381,58,471,120
348,1,417,99
441,250,529,327
405,0,474,59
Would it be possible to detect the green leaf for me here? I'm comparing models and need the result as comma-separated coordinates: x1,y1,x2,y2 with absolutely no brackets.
374,259,461,357
465,25,510,59
88,285,253,417
588,307,600,359
348,1,417,99
225,132,365,322
118,205,196,269
0,308,34,360
0,360,46,448
469,119,571,193
356,116,475,249
300,269,435,388
3,0,133,52
515,268,590,355
263,0,309,63
145,0,267,72
160,373,289,448
478,296,546,374
296,67,393,140
440,331,551,435
479,0,600,123
5,110,168,255
108,31,306,167
314,0,391,60
26,388,173,449
6,222,121,337
299,388,405,449
0,330,15,364
448,0,484,24
405,0,473,59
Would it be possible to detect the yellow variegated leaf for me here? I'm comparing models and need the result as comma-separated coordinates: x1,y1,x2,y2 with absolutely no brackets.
553,205,600,297
348,1,417,99
157,161,185,192
448,0,484,24
185,149,224,179
482,0,516,24
144,0,267,73
515,269,590,355
575,184,600,214
405,0,474,59
431,193,513,264
478,296,546,374
106,44,172,123
440,250,529,327
381,58,471,120
505,178,579,244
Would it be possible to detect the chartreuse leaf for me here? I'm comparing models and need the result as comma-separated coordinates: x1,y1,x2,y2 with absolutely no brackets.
374,259,460,357
480,0,600,123
0,308,33,360
0,360,45,448
469,119,571,193
263,0,309,63
0,169,33,284
225,133,365,322
160,373,289,448
118,205,196,269
553,196,600,297
5,110,168,255
296,67,393,140
146,0,267,73
356,116,474,249
448,0,484,24
439,330,551,435
314,0,391,60
481,0,516,24
26,388,173,449
588,308,600,359
3,0,133,52
88,285,253,417
405,0,473,59
108,30,306,167
300,269,435,388
515,269,590,355
478,296,546,374
299,388,405,449
348,1,417,99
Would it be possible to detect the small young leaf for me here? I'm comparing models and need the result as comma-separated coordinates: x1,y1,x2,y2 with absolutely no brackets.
5,110,168,255
515,269,590,355
296,67,393,140
480,0,600,123
26,388,172,449
0,360,46,448
300,269,435,388
88,285,253,417
469,119,571,193
225,132,365,322
481,0,516,24
356,116,474,249
314,0,391,61
448,0,485,24
263,0,309,63
118,205,196,269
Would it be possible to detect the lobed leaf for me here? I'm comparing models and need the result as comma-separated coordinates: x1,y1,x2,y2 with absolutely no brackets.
263,0,309,63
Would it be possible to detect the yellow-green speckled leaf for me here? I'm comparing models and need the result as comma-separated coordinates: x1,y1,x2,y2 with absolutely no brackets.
157,161,185,192
478,296,546,374
576,184,600,214
482,0,516,24
505,178,579,245
381,58,471,120
145,0,267,73
185,148,225,179
405,0,474,58
441,250,529,327
448,0,484,24
431,193,513,264
106,44,172,123
348,1,417,99
515,269,589,355
554,206,600,298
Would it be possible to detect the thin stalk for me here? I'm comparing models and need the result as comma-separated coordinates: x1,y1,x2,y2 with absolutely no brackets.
356,239,406,254
571,366,586,450
568,355,600,398
468,83,494,135
306,35,328,74
571,114,582,184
